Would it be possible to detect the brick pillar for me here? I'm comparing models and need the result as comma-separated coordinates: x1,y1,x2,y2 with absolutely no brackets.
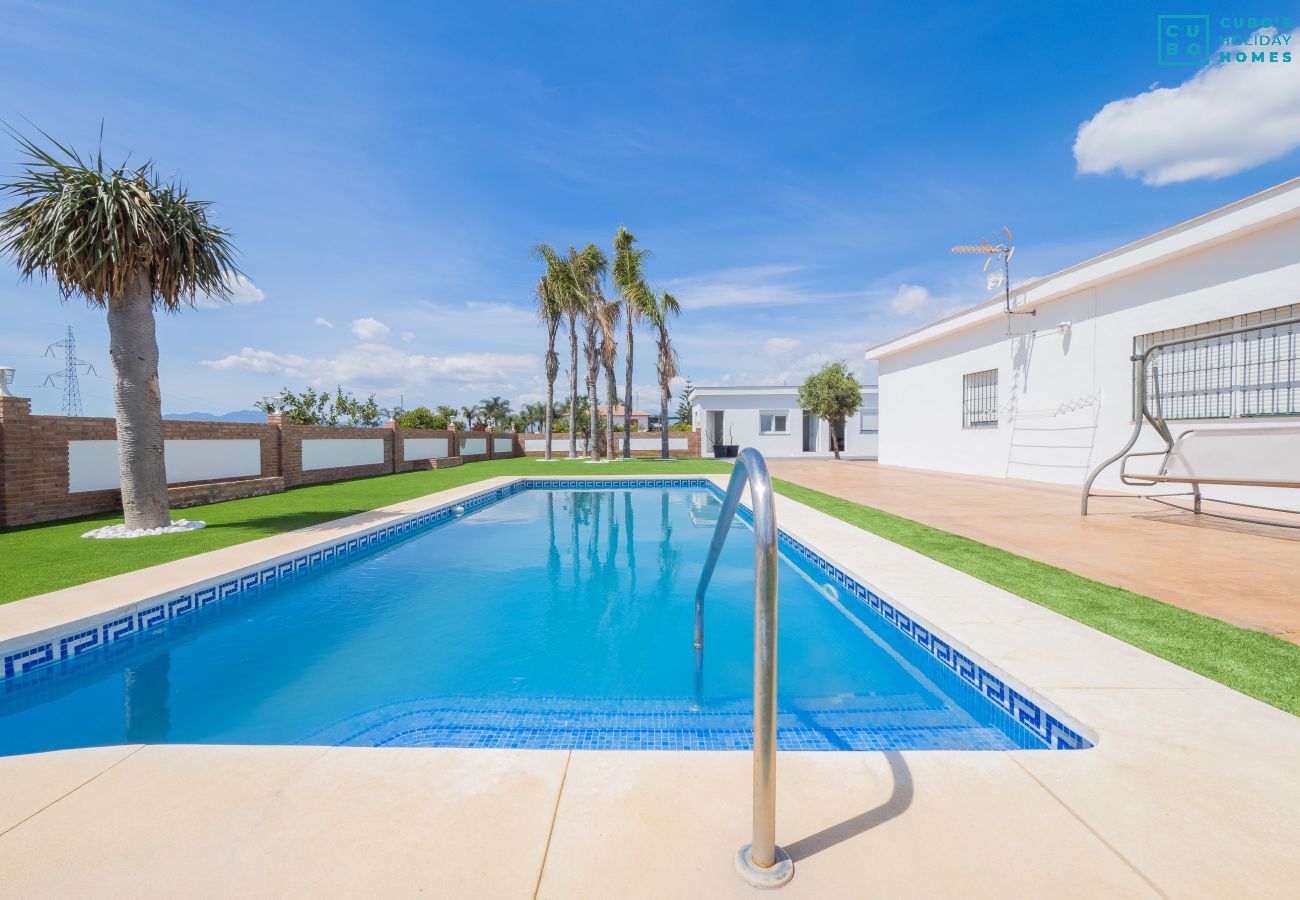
387,418,400,473
265,412,286,480
0,395,34,527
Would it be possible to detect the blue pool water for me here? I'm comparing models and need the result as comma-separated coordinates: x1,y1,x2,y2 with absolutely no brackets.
0,484,1077,754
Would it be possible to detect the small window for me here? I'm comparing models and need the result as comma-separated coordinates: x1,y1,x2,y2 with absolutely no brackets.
759,411,789,434
859,394,879,433
962,369,998,429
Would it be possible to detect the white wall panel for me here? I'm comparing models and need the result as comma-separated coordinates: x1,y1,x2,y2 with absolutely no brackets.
68,439,262,492
461,437,488,455
493,438,514,453
403,438,449,460
301,438,384,471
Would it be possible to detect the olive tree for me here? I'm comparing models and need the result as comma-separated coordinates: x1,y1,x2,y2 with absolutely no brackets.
797,361,862,460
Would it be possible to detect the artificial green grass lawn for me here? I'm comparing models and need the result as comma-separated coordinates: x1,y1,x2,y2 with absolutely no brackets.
2,457,1297,716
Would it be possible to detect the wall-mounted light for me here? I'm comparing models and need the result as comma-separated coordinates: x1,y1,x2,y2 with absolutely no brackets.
0,365,15,397
1057,321,1073,334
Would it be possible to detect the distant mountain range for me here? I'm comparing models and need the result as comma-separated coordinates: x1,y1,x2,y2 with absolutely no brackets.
163,410,265,423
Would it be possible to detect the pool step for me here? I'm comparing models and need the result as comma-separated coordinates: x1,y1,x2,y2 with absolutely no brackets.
301,694,1019,751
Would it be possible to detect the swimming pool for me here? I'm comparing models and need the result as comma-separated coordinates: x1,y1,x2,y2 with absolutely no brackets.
0,479,1089,755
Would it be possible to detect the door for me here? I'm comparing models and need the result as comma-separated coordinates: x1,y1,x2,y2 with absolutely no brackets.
801,411,817,452
707,411,724,448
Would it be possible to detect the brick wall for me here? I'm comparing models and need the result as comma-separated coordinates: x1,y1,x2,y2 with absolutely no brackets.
521,430,700,458
0,404,528,527
273,421,394,488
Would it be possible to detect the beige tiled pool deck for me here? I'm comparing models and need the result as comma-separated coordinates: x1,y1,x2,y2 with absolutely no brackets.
768,459,1300,643
1,475,1297,898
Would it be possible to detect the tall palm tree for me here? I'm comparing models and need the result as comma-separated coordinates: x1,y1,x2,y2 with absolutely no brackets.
649,291,682,460
534,242,583,458
570,243,607,458
460,403,481,429
612,226,656,453
533,269,563,457
0,130,238,530
594,295,621,462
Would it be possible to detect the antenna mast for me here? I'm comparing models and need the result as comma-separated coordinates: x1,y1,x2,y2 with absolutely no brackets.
951,227,1034,335
44,326,97,416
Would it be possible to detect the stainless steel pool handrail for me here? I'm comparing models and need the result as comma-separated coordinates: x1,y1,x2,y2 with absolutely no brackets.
695,447,793,888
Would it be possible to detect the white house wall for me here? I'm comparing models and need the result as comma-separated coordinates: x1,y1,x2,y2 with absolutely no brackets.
876,215,1300,510
689,391,878,458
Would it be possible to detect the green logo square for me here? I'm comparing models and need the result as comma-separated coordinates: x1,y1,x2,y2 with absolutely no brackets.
1158,15,1210,65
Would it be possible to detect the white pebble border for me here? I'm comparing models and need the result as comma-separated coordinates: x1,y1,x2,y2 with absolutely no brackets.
82,519,207,540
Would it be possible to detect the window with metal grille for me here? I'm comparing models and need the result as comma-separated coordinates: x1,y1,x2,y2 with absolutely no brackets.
1133,303,1300,420
962,369,998,428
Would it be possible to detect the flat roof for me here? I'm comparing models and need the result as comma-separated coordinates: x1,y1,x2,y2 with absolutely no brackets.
687,384,877,399
866,175,1300,360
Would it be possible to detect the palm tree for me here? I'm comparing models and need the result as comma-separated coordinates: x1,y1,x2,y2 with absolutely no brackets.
612,226,656,453
533,243,583,458
533,268,564,457
480,395,511,429
594,295,621,462
460,403,482,429
0,130,238,530
533,243,569,457
648,291,682,460
570,243,608,458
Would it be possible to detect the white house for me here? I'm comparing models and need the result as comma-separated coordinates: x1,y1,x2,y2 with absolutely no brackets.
866,177,1300,512
687,385,879,459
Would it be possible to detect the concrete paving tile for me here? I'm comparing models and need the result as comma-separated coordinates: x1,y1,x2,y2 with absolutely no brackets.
1012,687,1300,899
0,744,140,834
537,750,1157,899
0,744,567,898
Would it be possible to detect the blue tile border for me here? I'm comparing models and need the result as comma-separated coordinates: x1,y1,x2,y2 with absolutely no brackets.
1,476,1090,750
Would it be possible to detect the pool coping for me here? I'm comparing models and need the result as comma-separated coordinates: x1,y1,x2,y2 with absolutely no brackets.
2,473,1299,895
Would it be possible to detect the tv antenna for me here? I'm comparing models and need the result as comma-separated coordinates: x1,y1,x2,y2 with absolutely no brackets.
44,326,97,416
951,227,1035,335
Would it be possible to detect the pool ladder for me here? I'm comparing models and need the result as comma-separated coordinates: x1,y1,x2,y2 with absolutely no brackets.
695,447,794,888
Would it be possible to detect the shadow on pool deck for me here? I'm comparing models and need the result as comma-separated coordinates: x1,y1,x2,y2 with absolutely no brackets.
784,750,913,862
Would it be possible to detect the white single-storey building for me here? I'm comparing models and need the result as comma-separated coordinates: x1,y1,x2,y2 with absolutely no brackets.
687,385,879,459
866,177,1300,513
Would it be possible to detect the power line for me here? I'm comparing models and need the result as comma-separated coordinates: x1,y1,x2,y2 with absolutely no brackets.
43,326,97,416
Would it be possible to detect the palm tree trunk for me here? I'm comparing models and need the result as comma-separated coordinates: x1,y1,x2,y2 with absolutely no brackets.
107,271,171,530
567,315,578,459
623,316,634,457
585,318,599,458
658,332,671,461
544,323,558,461
605,363,618,462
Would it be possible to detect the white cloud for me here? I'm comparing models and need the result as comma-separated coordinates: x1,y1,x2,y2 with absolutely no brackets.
194,274,265,309
401,331,415,343
1074,28,1300,185
888,283,933,315
665,264,859,310
201,347,310,376
314,317,335,329
351,317,391,341
763,337,800,355
200,343,536,394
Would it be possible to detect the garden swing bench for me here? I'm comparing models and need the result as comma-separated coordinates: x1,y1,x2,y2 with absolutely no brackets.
1081,315,1300,527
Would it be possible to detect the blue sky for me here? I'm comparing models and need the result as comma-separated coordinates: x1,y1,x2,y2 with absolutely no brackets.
2,0,1299,416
